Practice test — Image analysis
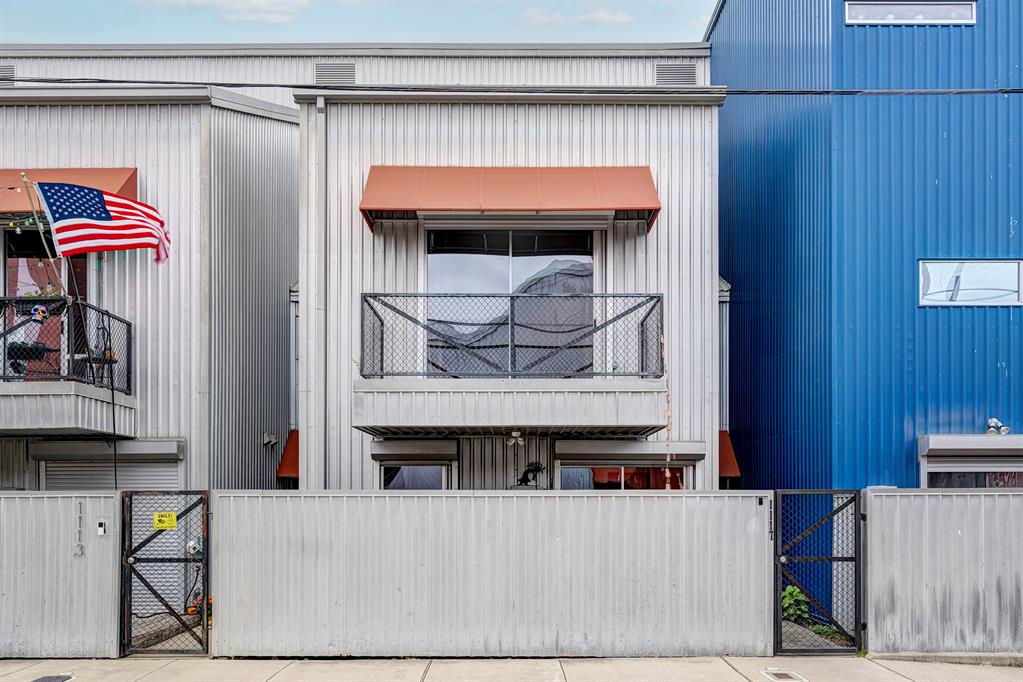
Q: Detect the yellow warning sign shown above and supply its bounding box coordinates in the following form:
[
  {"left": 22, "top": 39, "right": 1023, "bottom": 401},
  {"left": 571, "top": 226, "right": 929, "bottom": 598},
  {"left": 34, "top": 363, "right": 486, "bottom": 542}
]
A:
[{"left": 153, "top": 511, "right": 177, "bottom": 530}]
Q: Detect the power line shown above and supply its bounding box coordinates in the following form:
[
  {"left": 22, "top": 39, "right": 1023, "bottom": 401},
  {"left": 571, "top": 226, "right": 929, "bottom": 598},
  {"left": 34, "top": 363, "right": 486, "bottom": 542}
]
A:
[{"left": 0, "top": 75, "right": 1021, "bottom": 97}]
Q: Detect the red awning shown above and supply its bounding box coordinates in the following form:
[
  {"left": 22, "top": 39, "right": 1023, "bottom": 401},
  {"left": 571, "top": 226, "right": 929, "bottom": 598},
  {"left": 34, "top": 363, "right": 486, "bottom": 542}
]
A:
[
  {"left": 276, "top": 430, "right": 299, "bottom": 479},
  {"left": 359, "top": 166, "right": 661, "bottom": 230},
  {"left": 0, "top": 168, "right": 137, "bottom": 212},
  {"left": 719, "top": 430, "right": 741, "bottom": 478}
]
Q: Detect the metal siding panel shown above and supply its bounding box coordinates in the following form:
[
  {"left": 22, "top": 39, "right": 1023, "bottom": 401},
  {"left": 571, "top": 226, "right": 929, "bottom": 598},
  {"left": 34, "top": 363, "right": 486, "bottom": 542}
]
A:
[
  {"left": 306, "top": 100, "right": 718, "bottom": 490},
  {"left": 211, "top": 491, "right": 773, "bottom": 657},
  {"left": 3, "top": 55, "right": 710, "bottom": 108},
  {"left": 0, "top": 439, "right": 34, "bottom": 489},
  {"left": 458, "top": 436, "right": 553, "bottom": 490},
  {"left": 833, "top": 0, "right": 1022, "bottom": 90},
  {"left": 0, "top": 493, "right": 120, "bottom": 658},
  {"left": 866, "top": 490, "right": 1023, "bottom": 652},
  {"left": 832, "top": 94, "right": 1023, "bottom": 488},
  {"left": 709, "top": 0, "right": 835, "bottom": 489},
  {"left": 0, "top": 391, "right": 135, "bottom": 437},
  {"left": 208, "top": 108, "right": 299, "bottom": 489},
  {"left": 0, "top": 102, "right": 207, "bottom": 485}
]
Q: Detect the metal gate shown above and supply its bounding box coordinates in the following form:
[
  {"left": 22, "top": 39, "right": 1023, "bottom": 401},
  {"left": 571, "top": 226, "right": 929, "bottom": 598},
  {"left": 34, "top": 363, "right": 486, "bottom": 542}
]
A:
[
  {"left": 774, "top": 490, "right": 861, "bottom": 654},
  {"left": 121, "top": 491, "right": 209, "bottom": 655}
]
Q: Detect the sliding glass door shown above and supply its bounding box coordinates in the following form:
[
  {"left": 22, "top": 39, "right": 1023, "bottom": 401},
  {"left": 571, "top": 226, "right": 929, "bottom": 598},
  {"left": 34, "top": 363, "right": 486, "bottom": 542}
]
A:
[{"left": 426, "top": 230, "right": 594, "bottom": 376}]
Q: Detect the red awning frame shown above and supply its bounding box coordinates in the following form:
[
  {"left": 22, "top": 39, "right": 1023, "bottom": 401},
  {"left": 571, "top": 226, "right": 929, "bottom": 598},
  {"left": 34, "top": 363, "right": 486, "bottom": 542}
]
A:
[{"left": 359, "top": 166, "right": 661, "bottom": 231}]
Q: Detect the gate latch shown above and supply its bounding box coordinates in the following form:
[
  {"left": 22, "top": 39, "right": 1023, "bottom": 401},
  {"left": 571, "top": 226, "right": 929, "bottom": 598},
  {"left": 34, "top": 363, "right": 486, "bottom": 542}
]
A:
[{"left": 126, "top": 556, "right": 137, "bottom": 565}]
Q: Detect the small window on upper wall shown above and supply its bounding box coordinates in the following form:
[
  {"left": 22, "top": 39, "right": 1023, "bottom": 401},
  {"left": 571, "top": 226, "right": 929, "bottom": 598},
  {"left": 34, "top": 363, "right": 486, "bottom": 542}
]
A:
[
  {"left": 919, "top": 261, "right": 1023, "bottom": 306},
  {"left": 846, "top": 2, "right": 976, "bottom": 25}
]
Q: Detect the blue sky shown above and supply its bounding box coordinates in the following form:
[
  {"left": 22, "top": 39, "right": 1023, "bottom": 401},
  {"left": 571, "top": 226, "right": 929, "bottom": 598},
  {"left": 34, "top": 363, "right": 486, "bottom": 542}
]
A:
[{"left": 0, "top": 1, "right": 718, "bottom": 44}]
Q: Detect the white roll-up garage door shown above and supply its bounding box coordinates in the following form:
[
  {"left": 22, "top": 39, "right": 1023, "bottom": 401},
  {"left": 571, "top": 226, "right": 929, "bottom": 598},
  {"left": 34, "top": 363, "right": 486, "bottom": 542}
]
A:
[{"left": 43, "top": 460, "right": 181, "bottom": 490}]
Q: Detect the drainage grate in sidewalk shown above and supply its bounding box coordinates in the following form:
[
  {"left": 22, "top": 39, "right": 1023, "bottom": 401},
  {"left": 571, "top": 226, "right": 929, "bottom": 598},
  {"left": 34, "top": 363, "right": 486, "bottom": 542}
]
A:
[{"left": 760, "top": 670, "right": 809, "bottom": 682}]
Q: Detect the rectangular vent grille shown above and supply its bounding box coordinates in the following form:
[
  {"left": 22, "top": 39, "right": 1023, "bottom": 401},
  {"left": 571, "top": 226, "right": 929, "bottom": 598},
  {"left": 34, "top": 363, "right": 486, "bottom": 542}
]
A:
[
  {"left": 655, "top": 62, "right": 698, "bottom": 86},
  {"left": 314, "top": 62, "right": 356, "bottom": 86},
  {"left": 0, "top": 65, "right": 14, "bottom": 88}
]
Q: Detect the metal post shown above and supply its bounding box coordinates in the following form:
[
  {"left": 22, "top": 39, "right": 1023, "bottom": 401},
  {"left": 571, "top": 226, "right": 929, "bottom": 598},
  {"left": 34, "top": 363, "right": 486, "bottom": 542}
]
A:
[{"left": 508, "top": 296, "right": 515, "bottom": 376}]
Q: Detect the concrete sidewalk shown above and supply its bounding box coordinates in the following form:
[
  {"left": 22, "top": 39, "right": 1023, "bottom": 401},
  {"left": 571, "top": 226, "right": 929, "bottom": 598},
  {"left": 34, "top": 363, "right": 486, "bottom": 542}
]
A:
[{"left": 3, "top": 656, "right": 1023, "bottom": 682}]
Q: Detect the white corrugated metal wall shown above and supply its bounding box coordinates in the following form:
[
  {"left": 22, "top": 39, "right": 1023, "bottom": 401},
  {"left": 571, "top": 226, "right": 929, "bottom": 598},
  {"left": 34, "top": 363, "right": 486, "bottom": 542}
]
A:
[
  {"left": 300, "top": 99, "right": 719, "bottom": 490},
  {"left": 0, "top": 439, "right": 35, "bottom": 489},
  {"left": 0, "top": 101, "right": 207, "bottom": 486},
  {"left": 865, "top": 489, "right": 1023, "bottom": 653},
  {"left": 1, "top": 53, "right": 709, "bottom": 107},
  {"left": 208, "top": 107, "right": 299, "bottom": 489},
  {"left": 210, "top": 491, "right": 774, "bottom": 657},
  {"left": 0, "top": 493, "right": 121, "bottom": 658},
  {"left": 1, "top": 96, "right": 297, "bottom": 490}
]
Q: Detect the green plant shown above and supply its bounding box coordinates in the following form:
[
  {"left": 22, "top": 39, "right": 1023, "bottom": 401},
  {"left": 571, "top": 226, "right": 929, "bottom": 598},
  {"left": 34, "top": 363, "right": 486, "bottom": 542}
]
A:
[{"left": 781, "top": 585, "right": 810, "bottom": 624}]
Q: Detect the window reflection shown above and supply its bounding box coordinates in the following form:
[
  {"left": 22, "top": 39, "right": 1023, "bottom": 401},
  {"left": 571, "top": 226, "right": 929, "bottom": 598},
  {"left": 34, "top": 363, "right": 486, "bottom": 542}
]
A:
[
  {"left": 561, "top": 466, "right": 687, "bottom": 490},
  {"left": 928, "top": 472, "right": 1023, "bottom": 489},
  {"left": 382, "top": 465, "right": 445, "bottom": 490}
]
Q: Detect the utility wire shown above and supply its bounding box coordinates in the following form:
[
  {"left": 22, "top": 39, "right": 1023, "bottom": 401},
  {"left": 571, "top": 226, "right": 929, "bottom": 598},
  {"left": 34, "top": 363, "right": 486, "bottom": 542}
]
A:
[{"left": 1, "top": 75, "right": 1021, "bottom": 97}]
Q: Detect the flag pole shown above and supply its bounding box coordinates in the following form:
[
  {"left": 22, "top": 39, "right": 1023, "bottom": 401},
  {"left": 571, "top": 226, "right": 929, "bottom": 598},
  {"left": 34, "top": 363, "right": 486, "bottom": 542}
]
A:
[{"left": 19, "top": 173, "right": 66, "bottom": 296}]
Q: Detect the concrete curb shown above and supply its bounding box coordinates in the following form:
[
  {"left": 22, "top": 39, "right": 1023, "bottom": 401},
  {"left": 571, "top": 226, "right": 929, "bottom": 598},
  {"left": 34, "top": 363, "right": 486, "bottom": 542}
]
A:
[{"left": 869, "top": 653, "right": 1023, "bottom": 668}]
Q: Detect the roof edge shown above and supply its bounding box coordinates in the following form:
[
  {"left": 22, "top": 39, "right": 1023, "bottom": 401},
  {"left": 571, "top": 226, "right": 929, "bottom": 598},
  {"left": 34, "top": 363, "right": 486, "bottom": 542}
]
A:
[
  {"left": 0, "top": 85, "right": 298, "bottom": 123},
  {"left": 703, "top": 0, "right": 728, "bottom": 42},
  {"left": 0, "top": 42, "right": 710, "bottom": 58},
  {"left": 293, "top": 87, "right": 726, "bottom": 106}
]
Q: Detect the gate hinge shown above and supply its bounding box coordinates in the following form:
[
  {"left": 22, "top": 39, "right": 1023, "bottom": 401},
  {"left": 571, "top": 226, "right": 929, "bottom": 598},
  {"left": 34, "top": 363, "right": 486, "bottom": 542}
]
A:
[{"left": 860, "top": 512, "right": 866, "bottom": 522}]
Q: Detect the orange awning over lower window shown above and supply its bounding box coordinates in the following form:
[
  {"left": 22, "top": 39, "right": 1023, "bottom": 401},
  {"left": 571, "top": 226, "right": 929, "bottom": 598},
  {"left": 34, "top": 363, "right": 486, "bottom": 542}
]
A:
[
  {"left": 719, "top": 430, "right": 741, "bottom": 479},
  {"left": 276, "top": 430, "right": 299, "bottom": 479},
  {"left": 0, "top": 168, "right": 138, "bottom": 212},
  {"left": 359, "top": 166, "right": 661, "bottom": 230}
]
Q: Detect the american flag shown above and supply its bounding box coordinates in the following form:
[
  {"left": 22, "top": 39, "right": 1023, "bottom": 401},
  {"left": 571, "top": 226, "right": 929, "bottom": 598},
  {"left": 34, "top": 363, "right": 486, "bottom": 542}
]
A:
[{"left": 34, "top": 182, "right": 171, "bottom": 262}]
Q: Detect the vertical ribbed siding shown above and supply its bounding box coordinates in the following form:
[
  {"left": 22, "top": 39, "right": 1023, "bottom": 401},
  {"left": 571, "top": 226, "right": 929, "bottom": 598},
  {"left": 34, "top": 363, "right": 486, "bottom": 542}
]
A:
[
  {"left": 211, "top": 491, "right": 773, "bottom": 657},
  {"left": 0, "top": 103, "right": 206, "bottom": 485},
  {"left": 302, "top": 100, "right": 719, "bottom": 490},
  {"left": 0, "top": 493, "right": 120, "bottom": 657},
  {"left": 0, "top": 439, "right": 34, "bottom": 490},
  {"left": 709, "top": 0, "right": 834, "bottom": 489},
  {"left": 458, "top": 436, "right": 553, "bottom": 490},
  {"left": 208, "top": 108, "right": 299, "bottom": 489},
  {"left": 833, "top": 0, "right": 1022, "bottom": 90},
  {"left": 4, "top": 55, "right": 709, "bottom": 108},
  {"left": 832, "top": 94, "right": 1023, "bottom": 488},
  {"left": 866, "top": 490, "right": 1023, "bottom": 652}
]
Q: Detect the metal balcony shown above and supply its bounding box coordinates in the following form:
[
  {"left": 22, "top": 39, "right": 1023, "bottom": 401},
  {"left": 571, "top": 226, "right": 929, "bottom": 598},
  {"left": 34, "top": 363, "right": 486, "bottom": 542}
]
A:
[
  {"left": 2, "top": 297, "right": 133, "bottom": 394},
  {"left": 361, "top": 293, "right": 664, "bottom": 379}
]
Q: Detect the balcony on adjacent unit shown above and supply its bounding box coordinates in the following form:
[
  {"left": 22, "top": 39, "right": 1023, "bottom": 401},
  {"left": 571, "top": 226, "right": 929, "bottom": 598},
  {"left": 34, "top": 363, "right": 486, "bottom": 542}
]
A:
[
  {"left": 354, "top": 293, "right": 668, "bottom": 437},
  {"left": 1, "top": 297, "right": 135, "bottom": 437}
]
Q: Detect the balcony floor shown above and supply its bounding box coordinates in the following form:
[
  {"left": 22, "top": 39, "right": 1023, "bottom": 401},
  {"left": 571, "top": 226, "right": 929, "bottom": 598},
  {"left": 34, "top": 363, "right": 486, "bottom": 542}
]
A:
[{"left": 353, "top": 377, "right": 667, "bottom": 438}]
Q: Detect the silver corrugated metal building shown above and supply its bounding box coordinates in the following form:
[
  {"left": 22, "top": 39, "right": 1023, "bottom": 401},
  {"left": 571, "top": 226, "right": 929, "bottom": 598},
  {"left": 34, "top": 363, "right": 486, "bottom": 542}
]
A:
[
  {"left": 0, "top": 43, "right": 711, "bottom": 107},
  {"left": 0, "top": 86, "right": 297, "bottom": 490},
  {"left": 294, "top": 47, "right": 724, "bottom": 490}
]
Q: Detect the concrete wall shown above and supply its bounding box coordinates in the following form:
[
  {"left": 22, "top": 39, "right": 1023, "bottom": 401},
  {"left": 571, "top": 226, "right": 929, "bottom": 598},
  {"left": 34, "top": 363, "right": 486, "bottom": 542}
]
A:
[{"left": 210, "top": 491, "right": 774, "bottom": 657}]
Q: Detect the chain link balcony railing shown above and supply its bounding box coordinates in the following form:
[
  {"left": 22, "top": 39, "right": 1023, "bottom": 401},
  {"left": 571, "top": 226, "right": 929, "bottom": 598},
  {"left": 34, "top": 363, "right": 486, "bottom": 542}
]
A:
[
  {"left": 361, "top": 293, "right": 663, "bottom": 379},
  {"left": 1, "top": 297, "right": 133, "bottom": 394}
]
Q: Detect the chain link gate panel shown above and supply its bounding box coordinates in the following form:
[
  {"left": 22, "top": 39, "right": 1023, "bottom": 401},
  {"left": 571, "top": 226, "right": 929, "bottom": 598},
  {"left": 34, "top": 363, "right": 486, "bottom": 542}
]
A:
[
  {"left": 121, "top": 491, "right": 209, "bottom": 655},
  {"left": 774, "top": 490, "right": 862, "bottom": 654}
]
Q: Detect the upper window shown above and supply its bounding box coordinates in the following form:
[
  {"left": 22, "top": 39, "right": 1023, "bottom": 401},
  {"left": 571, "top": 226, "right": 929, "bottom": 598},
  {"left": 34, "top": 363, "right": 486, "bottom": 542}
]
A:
[
  {"left": 560, "top": 465, "right": 690, "bottom": 490},
  {"left": 919, "top": 261, "right": 1022, "bottom": 306},
  {"left": 381, "top": 464, "right": 448, "bottom": 490},
  {"left": 845, "top": 2, "right": 976, "bottom": 25}
]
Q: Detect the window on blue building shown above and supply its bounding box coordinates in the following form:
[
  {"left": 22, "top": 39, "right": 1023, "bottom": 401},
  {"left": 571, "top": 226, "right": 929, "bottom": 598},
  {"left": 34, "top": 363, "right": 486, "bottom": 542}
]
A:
[
  {"left": 919, "top": 261, "right": 1022, "bottom": 306},
  {"left": 845, "top": 2, "right": 976, "bottom": 25}
]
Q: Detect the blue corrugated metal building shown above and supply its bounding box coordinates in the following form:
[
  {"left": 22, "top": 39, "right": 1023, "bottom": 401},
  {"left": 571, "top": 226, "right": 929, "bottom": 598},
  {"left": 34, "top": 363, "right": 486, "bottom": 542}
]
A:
[{"left": 706, "top": 0, "right": 1023, "bottom": 489}]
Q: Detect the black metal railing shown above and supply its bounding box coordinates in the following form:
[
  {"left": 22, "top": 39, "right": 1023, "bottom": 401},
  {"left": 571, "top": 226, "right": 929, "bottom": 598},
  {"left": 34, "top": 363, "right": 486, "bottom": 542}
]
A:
[
  {"left": 1, "top": 297, "right": 133, "bottom": 394},
  {"left": 361, "top": 293, "right": 663, "bottom": 378}
]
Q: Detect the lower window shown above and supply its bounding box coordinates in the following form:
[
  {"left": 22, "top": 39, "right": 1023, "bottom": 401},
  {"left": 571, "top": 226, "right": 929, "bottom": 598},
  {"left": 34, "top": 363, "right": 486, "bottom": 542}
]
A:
[
  {"left": 927, "top": 471, "right": 1023, "bottom": 489},
  {"left": 381, "top": 464, "right": 448, "bottom": 490},
  {"left": 560, "top": 464, "right": 689, "bottom": 490}
]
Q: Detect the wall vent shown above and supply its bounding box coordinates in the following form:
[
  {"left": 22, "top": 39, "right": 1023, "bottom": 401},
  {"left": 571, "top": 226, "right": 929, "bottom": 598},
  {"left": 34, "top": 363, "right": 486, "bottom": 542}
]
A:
[
  {"left": 314, "top": 62, "right": 356, "bottom": 86},
  {"left": 0, "top": 65, "right": 14, "bottom": 88},
  {"left": 655, "top": 62, "right": 698, "bottom": 86}
]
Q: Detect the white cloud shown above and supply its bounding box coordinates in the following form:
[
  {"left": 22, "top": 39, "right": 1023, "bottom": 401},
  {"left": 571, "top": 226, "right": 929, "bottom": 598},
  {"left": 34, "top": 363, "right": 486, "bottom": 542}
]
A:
[
  {"left": 522, "top": 5, "right": 634, "bottom": 26},
  {"left": 147, "top": 0, "right": 312, "bottom": 24}
]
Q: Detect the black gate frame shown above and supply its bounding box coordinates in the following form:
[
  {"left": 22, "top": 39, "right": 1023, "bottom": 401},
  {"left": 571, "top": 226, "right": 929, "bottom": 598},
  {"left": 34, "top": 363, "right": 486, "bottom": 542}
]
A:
[
  {"left": 774, "top": 490, "right": 863, "bottom": 655},
  {"left": 120, "top": 490, "right": 209, "bottom": 656}
]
